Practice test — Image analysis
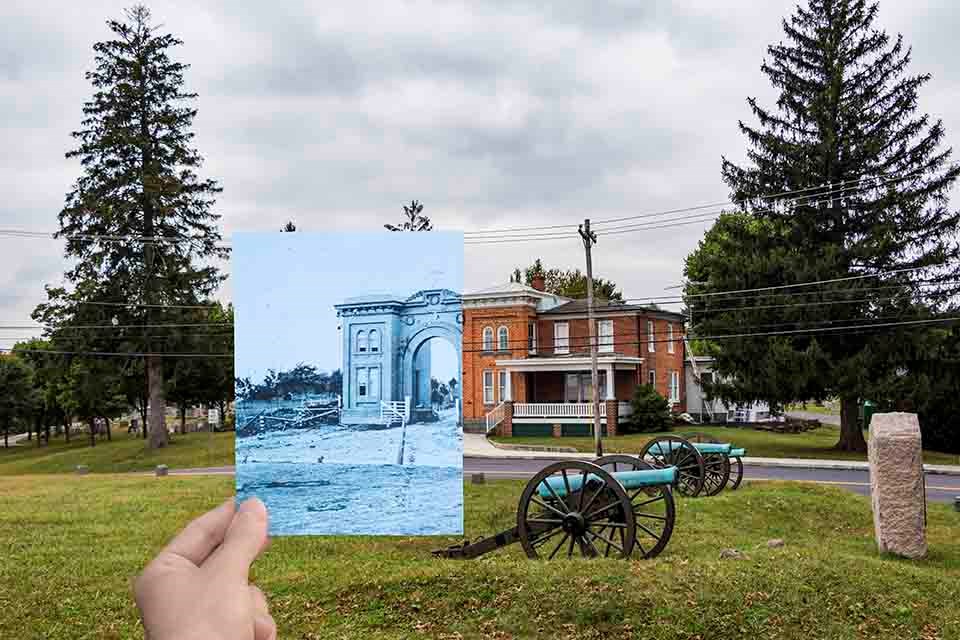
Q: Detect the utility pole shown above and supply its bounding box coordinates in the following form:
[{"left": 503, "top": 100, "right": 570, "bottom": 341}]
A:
[{"left": 579, "top": 219, "right": 603, "bottom": 457}]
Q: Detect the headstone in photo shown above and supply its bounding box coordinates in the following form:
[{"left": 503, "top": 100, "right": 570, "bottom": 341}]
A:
[
  {"left": 155, "top": 464, "right": 169, "bottom": 477},
  {"left": 868, "top": 412, "right": 926, "bottom": 559},
  {"left": 75, "top": 465, "right": 89, "bottom": 475},
  {"left": 233, "top": 231, "right": 464, "bottom": 536}
]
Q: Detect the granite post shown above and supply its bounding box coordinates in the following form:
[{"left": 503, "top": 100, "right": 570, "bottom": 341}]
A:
[{"left": 868, "top": 412, "right": 927, "bottom": 559}]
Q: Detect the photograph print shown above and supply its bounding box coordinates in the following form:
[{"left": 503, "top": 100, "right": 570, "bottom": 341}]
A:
[{"left": 233, "top": 231, "right": 464, "bottom": 536}]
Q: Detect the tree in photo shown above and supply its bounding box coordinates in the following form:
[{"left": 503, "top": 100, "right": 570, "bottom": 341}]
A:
[
  {"left": 512, "top": 258, "right": 623, "bottom": 300},
  {"left": 12, "top": 339, "right": 72, "bottom": 446},
  {"left": 0, "top": 355, "right": 40, "bottom": 448},
  {"left": 281, "top": 221, "right": 297, "bottom": 232},
  {"left": 384, "top": 200, "right": 432, "bottom": 231},
  {"left": 34, "top": 5, "right": 228, "bottom": 449},
  {"left": 59, "top": 357, "right": 128, "bottom": 446},
  {"left": 624, "top": 384, "right": 673, "bottom": 434},
  {"left": 685, "top": 0, "right": 960, "bottom": 451}
]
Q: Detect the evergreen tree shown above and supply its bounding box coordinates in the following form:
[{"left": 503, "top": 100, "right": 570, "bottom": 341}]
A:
[
  {"left": 385, "top": 200, "right": 432, "bottom": 231},
  {"left": 34, "top": 6, "right": 228, "bottom": 449},
  {"left": 685, "top": 0, "right": 960, "bottom": 451}
]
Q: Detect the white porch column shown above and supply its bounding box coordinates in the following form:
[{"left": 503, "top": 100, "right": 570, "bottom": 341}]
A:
[
  {"left": 505, "top": 369, "right": 513, "bottom": 401},
  {"left": 605, "top": 365, "right": 615, "bottom": 400}
]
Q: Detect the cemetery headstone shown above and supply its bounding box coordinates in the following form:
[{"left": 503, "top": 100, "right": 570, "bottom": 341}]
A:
[{"left": 868, "top": 412, "right": 927, "bottom": 559}]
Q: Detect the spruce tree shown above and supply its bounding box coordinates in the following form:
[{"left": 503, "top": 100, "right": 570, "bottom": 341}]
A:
[
  {"left": 34, "top": 5, "right": 228, "bottom": 449},
  {"left": 685, "top": 0, "right": 960, "bottom": 450}
]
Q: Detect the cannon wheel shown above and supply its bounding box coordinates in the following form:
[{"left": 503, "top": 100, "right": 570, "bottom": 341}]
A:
[
  {"left": 639, "top": 436, "right": 706, "bottom": 497},
  {"left": 701, "top": 453, "right": 731, "bottom": 496},
  {"left": 517, "top": 460, "right": 637, "bottom": 560},
  {"left": 727, "top": 456, "right": 744, "bottom": 490},
  {"left": 594, "top": 455, "right": 675, "bottom": 559}
]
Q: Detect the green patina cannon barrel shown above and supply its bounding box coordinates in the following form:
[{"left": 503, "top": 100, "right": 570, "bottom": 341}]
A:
[{"left": 538, "top": 467, "right": 679, "bottom": 498}]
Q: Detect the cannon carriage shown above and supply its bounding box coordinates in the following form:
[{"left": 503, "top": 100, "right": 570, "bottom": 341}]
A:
[
  {"left": 639, "top": 433, "right": 747, "bottom": 497},
  {"left": 433, "top": 459, "right": 677, "bottom": 561}
]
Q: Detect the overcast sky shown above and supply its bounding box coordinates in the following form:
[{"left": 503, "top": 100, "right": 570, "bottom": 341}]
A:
[{"left": 3, "top": 1, "right": 960, "bottom": 350}]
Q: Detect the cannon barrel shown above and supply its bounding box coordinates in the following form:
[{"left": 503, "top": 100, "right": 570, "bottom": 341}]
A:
[
  {"left": 537, "top": 467, "right": 678, "bottom": 498},
  {"left": 730, "top": 447, "right": 746, "bottom": 457}
]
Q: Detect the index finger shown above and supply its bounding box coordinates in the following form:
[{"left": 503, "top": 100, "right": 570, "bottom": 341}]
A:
[{"left": 160, "top": 499, "right": 236, "bottom": 568}]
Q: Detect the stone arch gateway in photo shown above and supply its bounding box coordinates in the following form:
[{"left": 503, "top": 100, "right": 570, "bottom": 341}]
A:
[{"left": 233, "top": 231, "right": 464, "bottom": 536}]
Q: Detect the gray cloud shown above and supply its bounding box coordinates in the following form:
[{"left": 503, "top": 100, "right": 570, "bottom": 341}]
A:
[{"left": 1, "top": 0, "right": 959, "bottom": 335}]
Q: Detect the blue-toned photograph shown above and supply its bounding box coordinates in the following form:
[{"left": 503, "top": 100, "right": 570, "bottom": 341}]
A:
[{"left": 233, "top": 232, "right": 464, "bottom": 536}]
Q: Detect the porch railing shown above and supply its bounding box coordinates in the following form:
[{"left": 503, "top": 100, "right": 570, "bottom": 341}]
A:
[
  {"left": 485, "top": 402, "right": 506, "bottom": 433},
  {"left": 514, "top": 403, "right": 594, "bottom": 418},
  {"left": 380, "top": 400, "right": 407, "bottom": 428}
]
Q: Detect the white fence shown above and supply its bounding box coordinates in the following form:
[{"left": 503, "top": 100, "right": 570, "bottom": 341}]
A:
[{"left": 514, "top": 403, "right": 594, "bottom": 418}]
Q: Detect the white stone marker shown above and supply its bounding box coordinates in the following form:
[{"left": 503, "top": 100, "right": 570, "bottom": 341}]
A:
[{"left": 868, "top": 412, "right": 927, "bottom": 559}]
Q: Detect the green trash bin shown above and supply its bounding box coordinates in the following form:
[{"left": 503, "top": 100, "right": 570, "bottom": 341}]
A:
[{"left": 862, "top": 400, "right": 876, "bottom": 431}]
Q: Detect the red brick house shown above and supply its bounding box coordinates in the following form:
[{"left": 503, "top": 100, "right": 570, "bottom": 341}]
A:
[{"left": 462, "top": 277, "right": 687, "bottom": 437}]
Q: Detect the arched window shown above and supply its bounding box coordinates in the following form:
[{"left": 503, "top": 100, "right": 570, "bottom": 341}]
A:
[
  {"left": 482, "top": 326, "right": 494, "bottom": 351},
  {"left": 357, "top": 330, "right": 368, "bottom": 353},
  {"left": 497, "top": 326, "right": 509, "bottom": 351},
  {"left": 369, "top": 329, "right": 380, "bottom": 353}
]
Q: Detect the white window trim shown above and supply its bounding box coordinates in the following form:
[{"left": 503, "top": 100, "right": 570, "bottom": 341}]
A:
[
  {"left": 598, "top": 319, "right": 614, "bottom": 353},
  {"left": 482, "top": 326, "right": 494, "bottom": 352},
  {"left": 497, "top": 370, "right": 507, "bottom": 402},
  {"left": 647, "top": 320, "right": 655, "bottom": 353},
  {"left": 648, "top": 369, "right": 656, "bottom": 387},
  {"left": 482, "top": 370, "right": 494, "bottom": 404},
  {"left": 669, "top": 370, "right": 680, "bottom": 403},
  {"left": 528, "top": 321, "right": 538, "bottom": 354},
  {"left": 555, "top": 321, "right": 570, "bottom": 355},
  {"left": 667, "top": 324, "right": 675, "bottom": 354},
  {"left": 497, "top": 326, "right": 509, "bottom": 351}
]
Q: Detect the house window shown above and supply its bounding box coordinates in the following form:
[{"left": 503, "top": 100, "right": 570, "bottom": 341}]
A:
[
  {"left": 498, "top": 370, "right": 507, "bottom": 402},
  {"left": 482, "top": 370, "right": 494, "bottom": 404},
  {"left": 701, "top": 371, "right": 713, "bottom": 386},
  {"left": 648, "top": 369, "right": 656, "bottom": 387},
  {"left": 647, "top": 320, "right": 655, "bottom": 353},
  {"left": 667, "top": 324, "right": 675, "bottom": 354},
  {"left": 669, "top": 370, "right": 680, "bottom": 403},
  {"left": 528, "top": 322, "right": 537, "bottom": 354},
  {"left": 357, "top": 368, "right": 369, "bottom": 399},
  {"left": 369, "top": 329, "right": 380, "bottom": 353},
  {"left": 598, "top": 319, "right": 614, "bottom": 353},
  {"left": 497, "top": 326, "right": 509, "bottom": 351},
  {"left": 482, "top": 326, "right": 494, "bottom": 352},
  {"left": 357, "top": 331, "right": 368, "bottom": 353},
  {"left": 554, "top": 321, "right": 569, "bottom": 354},
  {"left": 564, "top": 372, "right": 606, "bottom": 402}
]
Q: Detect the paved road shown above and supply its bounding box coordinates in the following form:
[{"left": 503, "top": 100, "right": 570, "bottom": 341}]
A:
[
  {"left": 786, "top": 410, "right": 842, "bottom": 426},
  {"left": 164, "top": 459, "right": 960, "bottom": 503}
]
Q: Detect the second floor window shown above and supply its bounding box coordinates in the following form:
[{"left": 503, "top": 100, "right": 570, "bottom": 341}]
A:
[
  {"left": 528, "top": 322, "right": 537, "bottom": 354},
  {"left": 598, "top": 319, "right": 613, "bottom": 353},
  {"left": 369, "top": 329, "right": 380, "bottom": 353},
  {"left": 667, "top": 324, "right": 675, "bottom": 354},
  {"left": 357, "top": 331, "right": 368, "bottom": 353},
  {"left": 482, "top": 326, "right": 494, "bottom": 351},
  {"left": 554, "top": 321, "right": 569, "bottom": 354},
  {"left": 498, "top": 326, "right": 509, "bottom": 351},
  {"left": 647, "top": 320, "right": 655, "bottom": 352}
]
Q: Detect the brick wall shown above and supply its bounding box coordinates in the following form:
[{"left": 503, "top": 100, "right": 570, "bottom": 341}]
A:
[
  {"left": 462, "top": 304, "right": 534, "bottom": 421},
  {"left": 640, "top": 316, "right": 686, "bottom": 412}
]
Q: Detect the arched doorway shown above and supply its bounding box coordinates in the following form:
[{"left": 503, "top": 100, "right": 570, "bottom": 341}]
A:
[{"left": 401, "top": 322, "right": 462, "bottom": 424}]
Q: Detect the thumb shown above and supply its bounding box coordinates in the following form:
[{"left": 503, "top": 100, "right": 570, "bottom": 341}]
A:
[{"left": 205, "top": 498, "right": 269, "bottom": 579}]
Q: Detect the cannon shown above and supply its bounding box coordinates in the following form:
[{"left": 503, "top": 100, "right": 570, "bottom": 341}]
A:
[
  {"left": 640, "top": 434, "right": 748, "bottom": 497},
  {"left": 433, "top": 459, "right": 677, "bottom": 561}
]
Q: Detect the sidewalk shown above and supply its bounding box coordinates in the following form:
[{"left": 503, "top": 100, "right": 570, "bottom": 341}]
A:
[{"left": 464, "top": 433, "right": 960, "bottom": 476}]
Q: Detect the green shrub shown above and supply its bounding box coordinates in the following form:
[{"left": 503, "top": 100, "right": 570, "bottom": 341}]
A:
[{"left": 623, "top": 384, "right": 673, "bottom": 434}]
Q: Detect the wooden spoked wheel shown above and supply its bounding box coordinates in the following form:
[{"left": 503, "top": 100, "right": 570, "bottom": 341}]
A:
[
  {"left": 701, "top": 453, "right": 731, "bottom": 496},
  {"left": 727, "top": 456, "right": 744, "bottom": 490},
  {"left": 594, "top": 455, "right": 676, "bottom": 559},
  {"left": 517, "top": 461, "right": 637, "bottom": 560},
  {"left": 639, "top": 436, "right": 706, "bottom": 497}
]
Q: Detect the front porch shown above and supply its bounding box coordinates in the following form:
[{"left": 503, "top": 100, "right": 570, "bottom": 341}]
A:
[{"left": 486, "top": 355, "right": 642, "bottom": 437}]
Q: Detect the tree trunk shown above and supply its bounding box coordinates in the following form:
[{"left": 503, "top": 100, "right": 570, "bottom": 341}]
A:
[
  {"left": 105, "top": 417, "right": 112, "bottom": 441},
  {"left": 64, "top": 416, "right": 71, "bottom": 443},
  {"left": 140, "top": 394, "right": 148, "bottom": 440},
  {"left": 89, "top": 418, "right": 96, "bottom": 447},
  {"left": 44, "top": 423, "right": 51, "bottom": 447},
  {"left": 835, "top": 396, "right": 867, "bottom": 452},
  {"left": 3, "top": 425, "right": 8, "bottom": 448},
  {"left": 179, "top": 405, "right": 186, "bottom": 435},
  {"left": 148, "top": 355, "right": 168, "bottom": 449},
  {"left": 27, "top": 424, "right": 32, "bottom": 441}
]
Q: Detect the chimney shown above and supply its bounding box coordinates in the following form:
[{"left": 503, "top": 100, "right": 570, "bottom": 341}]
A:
[{"left": 531, "top": 274, "right": 545, "bottom": 291}]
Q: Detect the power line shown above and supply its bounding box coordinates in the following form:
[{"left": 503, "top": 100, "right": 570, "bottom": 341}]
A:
[{"left": 0, "top": 322, "right": 233, "bottom": 331}]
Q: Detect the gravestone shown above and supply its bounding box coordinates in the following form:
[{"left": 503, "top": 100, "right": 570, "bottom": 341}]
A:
[
  {"left": 155, "top": 464, "right": 169, "bottom": 477},
  {"left": 868, "top": 412, "right": 926, "bottom": 559}
]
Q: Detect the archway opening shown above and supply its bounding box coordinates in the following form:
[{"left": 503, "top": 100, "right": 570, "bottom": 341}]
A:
[{"left": 411, "top": 337, "right": 460, "bottom": 424}]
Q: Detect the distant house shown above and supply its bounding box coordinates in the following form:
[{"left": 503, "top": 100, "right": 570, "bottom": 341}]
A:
[
  {"left": 462, "top": 278, "right": 688, "bottom": 436},
  {"left": 685, "top": 355, "right": 771, "bottom": 423}
]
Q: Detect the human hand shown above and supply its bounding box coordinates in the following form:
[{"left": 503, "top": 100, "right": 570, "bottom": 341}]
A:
[{"left": 134, "top": 497, "right": 276, "bottom": 640}]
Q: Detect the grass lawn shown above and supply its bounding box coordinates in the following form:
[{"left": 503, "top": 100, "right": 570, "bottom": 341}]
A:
[
  {"left": 784, "top": 403, "right": 840, "bottom": 416},
  {"left": 493, "top": 425, "right": 960, "bottom": 465},
  {"left": 1, "top": 475, "right": 958, "bottom": 639},
  {"left": 0, "top": 431, "right": 234, "bottom": 475}
]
